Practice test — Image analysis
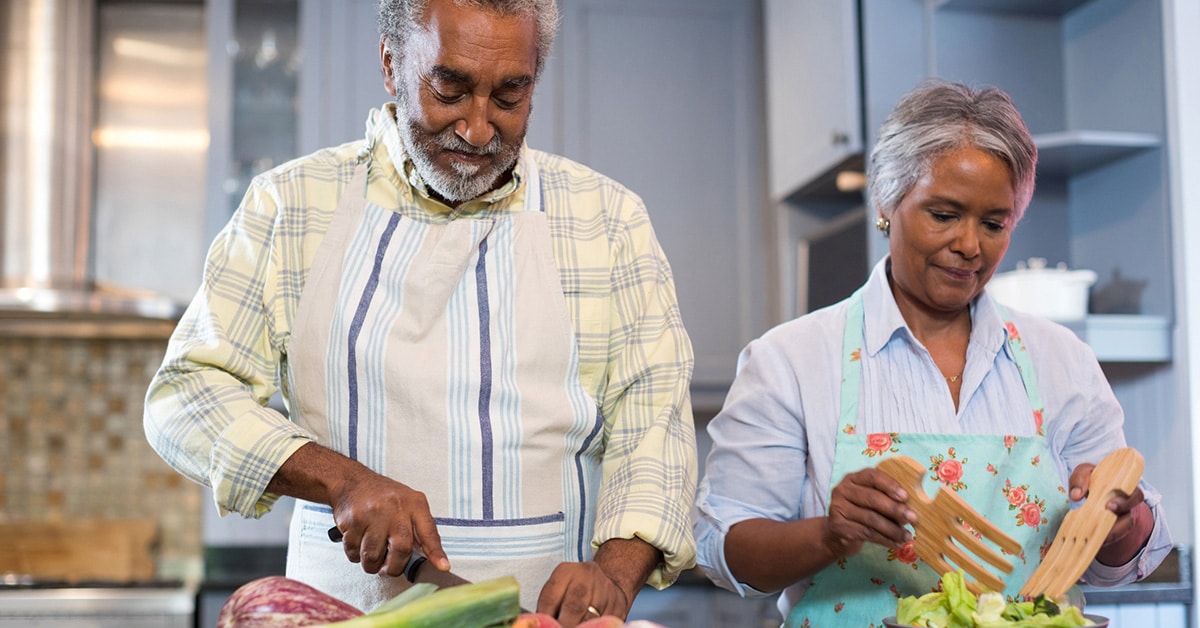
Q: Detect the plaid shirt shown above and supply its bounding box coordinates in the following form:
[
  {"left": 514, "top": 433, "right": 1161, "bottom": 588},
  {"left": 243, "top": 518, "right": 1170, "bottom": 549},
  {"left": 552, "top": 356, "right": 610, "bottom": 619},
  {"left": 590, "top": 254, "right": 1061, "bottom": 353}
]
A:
[{"left": 145, "top": 104, "right": 697, "bottom": 585}]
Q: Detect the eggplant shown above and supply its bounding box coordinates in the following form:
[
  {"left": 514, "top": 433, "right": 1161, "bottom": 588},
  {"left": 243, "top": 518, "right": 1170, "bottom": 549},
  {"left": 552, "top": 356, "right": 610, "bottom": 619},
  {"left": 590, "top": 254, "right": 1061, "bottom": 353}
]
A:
[{"left": 218, "top": 576, "right": 363, "bottom": 628}]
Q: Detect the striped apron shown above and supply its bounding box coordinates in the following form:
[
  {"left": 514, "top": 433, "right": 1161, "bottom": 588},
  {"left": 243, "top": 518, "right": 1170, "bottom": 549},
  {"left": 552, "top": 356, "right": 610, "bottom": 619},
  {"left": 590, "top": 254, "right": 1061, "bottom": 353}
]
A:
[{"left": 283, "top": 155, "right": 603, "bottom": 612}]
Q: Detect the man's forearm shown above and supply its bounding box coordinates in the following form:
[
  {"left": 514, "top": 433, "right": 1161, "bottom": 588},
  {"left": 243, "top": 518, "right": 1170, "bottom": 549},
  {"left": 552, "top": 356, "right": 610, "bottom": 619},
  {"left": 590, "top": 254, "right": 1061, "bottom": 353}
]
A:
[
  {"left": 593, "top": 537, "right": 662, "bottom": 602},
  {"left": 266, "top": 441, "right": 366, "bottom": 504}
]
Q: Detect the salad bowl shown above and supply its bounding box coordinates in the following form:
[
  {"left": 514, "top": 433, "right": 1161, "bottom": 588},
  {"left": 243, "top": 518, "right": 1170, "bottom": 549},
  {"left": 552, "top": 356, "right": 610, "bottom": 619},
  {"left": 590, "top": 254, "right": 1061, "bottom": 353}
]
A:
[{"left": 881, "top": 614, "right": 1109, "bottom": 628}]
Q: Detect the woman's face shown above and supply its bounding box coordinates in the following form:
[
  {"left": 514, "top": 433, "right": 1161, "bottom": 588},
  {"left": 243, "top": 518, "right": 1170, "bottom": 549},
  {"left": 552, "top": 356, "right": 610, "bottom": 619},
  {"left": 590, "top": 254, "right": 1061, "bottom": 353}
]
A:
[{"left": 886, "top": 146, "right": 1016, "bottom": 318}]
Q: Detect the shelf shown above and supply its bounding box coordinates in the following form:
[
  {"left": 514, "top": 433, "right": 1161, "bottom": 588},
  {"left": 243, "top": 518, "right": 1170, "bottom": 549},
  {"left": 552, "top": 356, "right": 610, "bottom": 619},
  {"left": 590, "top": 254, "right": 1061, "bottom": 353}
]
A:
[
  {"left": 1063, "top": 314, "right": 1171, "bottom": 362},
  {"left": 1033, "top": 130, "right": 1161, "bottom": 178},
  {"left": 936, "top": 0, "right": 1090, "bottom": 17}
]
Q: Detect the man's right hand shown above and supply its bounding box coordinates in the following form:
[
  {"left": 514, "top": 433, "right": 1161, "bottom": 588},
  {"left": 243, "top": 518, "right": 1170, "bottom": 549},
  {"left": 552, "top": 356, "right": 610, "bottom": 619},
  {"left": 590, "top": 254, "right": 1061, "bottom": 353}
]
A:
[
  {"left": 329, "top": 469, "right": 449, "bottom": 576},
  {"left": 267, "top": 442, "right": 451, "bottom": 576}
]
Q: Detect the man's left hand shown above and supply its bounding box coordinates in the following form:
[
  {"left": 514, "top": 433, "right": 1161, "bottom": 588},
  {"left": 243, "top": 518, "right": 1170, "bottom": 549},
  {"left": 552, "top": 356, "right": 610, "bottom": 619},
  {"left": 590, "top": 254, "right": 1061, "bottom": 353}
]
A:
[
  {"left": 535, "top": 537, "right": 661, "bottom": 627},
  {"left": 536, "top": 561, "right": 629, "bottom": 627}
]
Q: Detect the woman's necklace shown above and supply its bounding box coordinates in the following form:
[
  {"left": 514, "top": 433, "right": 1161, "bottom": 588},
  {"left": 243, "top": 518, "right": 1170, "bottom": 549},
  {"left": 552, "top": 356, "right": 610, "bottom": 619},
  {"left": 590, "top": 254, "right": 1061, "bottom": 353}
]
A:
[{"left": 945, "top": 373, "right": 962, "bottom": 383}]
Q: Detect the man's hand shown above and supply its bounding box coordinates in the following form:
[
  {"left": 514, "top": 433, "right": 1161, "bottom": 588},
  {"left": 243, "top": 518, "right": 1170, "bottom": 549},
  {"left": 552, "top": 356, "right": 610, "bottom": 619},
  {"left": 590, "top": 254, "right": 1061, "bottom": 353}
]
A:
[
  {"left": 267, "top": 442, "right": 450, "bottom": 576},
  {"left": 329, "top": 469, "right": 448, "bottom": 576},
  {"left": 535, "top": 537, "right": 660, "bottom": 627}
]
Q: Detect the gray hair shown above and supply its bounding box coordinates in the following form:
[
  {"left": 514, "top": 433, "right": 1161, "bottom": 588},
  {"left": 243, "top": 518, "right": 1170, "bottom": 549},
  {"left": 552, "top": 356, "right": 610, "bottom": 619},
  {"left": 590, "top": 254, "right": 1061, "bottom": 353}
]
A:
[
  {"left": 867, "top": 79, "right": 1038, "bottom": 224},
  {"left": 378, "top": 0, "right": 559, "bottom": 80}
]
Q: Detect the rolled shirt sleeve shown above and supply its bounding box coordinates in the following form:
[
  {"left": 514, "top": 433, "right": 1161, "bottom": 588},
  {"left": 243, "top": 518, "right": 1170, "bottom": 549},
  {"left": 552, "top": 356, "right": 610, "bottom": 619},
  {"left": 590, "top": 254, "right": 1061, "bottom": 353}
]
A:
[
  {"left": 552, "top": 170, "right": 697, "bottom": 587},
  {"left": 144, "top": 175, "right": 326, "bottom": 517}
]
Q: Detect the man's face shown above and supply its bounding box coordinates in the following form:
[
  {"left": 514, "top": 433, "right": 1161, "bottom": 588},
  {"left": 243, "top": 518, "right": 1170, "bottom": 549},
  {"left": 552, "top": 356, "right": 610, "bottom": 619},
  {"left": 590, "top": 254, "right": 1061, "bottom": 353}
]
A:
[{"left": 382, "top": 0, "right": 538, "bottom": 204}]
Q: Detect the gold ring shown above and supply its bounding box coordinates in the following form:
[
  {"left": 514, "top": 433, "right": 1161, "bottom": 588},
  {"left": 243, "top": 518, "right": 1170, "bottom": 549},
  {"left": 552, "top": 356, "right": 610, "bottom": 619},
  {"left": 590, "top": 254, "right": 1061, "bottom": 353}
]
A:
[{"left": 587, "top": 606, "right": 601, "bottom": 617}]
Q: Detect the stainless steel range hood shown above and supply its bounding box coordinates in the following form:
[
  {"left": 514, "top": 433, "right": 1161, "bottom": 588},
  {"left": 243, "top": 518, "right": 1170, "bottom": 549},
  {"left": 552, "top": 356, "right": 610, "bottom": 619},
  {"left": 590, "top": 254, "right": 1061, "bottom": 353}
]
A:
[{"left": 1, "top": 0, "right": 185, "bottom": 321}]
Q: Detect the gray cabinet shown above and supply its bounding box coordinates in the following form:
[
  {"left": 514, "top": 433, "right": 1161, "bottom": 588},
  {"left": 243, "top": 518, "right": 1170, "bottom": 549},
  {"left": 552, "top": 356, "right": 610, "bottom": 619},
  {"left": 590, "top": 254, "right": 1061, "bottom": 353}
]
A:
[
  {"left": 859, "top": 0, "right": 1173, "bottom": 357},
  {"left": 797, "top": 0, "right": 1192, "bottom": 565},
  {"left": 763, "top": 0, "right": 863, "bottom": 203},
  {"left": 293, "top": 0, "right": 771, "bottom": 404},
  {"left": 553, "top": 0, "right": 770, "bottom": 402}
]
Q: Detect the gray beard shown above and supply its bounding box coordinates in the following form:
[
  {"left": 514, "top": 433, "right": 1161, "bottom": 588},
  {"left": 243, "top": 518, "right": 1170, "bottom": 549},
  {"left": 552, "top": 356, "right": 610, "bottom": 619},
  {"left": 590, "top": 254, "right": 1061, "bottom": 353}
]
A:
[{"left": 393, "top": 93, "right": 522, "bottom": 204}]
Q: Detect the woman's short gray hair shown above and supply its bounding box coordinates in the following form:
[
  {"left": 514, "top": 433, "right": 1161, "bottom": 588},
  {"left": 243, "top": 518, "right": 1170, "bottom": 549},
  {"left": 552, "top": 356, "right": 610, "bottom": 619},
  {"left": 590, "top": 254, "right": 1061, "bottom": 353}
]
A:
[
  {"left": 867, "top": 79, "right": 1038, "bottom": 224},
  {"left": 378, "top": 0, "right": 559, "bottom": 80}
]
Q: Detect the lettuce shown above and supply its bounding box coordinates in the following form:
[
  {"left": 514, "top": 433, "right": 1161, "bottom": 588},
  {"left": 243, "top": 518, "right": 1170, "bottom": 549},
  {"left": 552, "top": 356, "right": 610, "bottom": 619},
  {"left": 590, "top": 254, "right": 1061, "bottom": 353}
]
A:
[{"left": 894, "top": 571, "right": 1094, "bottom": 627}]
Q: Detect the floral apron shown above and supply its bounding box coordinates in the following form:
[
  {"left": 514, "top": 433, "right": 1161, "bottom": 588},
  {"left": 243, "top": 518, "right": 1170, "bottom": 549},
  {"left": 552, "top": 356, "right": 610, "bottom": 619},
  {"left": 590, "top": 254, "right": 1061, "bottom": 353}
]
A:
[
  {"left": 785, "top": 290, "right": 1071, "bottom": 627},
  {"left": 283, "top": 153, "right": 603, "bottom": 612}
]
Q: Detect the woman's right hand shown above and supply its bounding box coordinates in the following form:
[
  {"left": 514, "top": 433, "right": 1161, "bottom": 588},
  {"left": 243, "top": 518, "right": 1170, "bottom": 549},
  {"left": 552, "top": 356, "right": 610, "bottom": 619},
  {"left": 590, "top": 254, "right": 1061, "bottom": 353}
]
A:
[{"left": 823, "top": 468, "right": 916, "bottom": 559}]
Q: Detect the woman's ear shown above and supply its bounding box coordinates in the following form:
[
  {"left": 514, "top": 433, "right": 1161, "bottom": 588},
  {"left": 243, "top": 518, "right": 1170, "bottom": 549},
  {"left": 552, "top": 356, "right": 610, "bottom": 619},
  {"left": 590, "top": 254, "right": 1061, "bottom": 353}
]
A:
[{"left": 380, "top": 36, "right": 397, "bottom": 97}]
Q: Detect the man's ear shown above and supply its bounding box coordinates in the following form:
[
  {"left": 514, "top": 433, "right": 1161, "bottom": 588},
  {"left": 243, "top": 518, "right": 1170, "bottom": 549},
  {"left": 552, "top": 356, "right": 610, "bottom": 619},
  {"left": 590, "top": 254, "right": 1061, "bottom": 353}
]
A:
[{"left": 380, "top": 35, "right": 397, "bottom": 97}]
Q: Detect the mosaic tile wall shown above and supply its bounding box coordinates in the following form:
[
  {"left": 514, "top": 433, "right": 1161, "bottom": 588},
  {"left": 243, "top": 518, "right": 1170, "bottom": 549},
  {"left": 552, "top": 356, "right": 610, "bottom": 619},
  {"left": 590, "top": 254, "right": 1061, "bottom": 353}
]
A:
[{"left": 0, "top": 335, "right": 203, "bottom": 582}]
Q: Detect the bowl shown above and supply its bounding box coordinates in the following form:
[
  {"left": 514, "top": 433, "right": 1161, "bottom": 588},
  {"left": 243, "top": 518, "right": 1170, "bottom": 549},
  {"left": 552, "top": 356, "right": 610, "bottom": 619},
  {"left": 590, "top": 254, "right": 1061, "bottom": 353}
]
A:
[
  {"left": 881, "top": 615, "right": 1109, "bottom": 627},
  {"left": 987, "top": 257, "right": 1097, "bottom": 322}
]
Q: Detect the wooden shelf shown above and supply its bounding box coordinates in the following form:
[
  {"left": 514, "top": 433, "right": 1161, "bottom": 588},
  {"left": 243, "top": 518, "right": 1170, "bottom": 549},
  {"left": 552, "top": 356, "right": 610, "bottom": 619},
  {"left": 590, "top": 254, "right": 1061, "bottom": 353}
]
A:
[
  {"left": 937, "top": 0, "right": 1090, "bottom": 17},
  {"left": 1033, "top": 130, "right": 1161, "bottom": 178},
  {"left": 1063, "top": 314, "right": 1171, "bottom": 362}
]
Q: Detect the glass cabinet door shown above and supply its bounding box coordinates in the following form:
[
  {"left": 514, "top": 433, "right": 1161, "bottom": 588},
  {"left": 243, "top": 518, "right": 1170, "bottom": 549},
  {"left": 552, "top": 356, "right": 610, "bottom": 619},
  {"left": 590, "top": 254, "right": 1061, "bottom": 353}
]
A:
[{"left": 206, "top": 0, "right": 300, "bottom": 242}]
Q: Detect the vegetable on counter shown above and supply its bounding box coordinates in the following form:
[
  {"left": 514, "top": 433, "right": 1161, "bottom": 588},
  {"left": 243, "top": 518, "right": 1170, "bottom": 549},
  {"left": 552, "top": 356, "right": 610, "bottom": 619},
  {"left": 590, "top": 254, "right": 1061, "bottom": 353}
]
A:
[
  {"left": 896, "top": 571, "right": 1095, "bottom": 628},
  {"left": 314, "top": 575, "right": 521, "bottom": 628},
  {"left": 219, "top": 574, "right": 671, "bottom": 628},
  {"left": 217, "top": 575, "right": 363, "bottom": 627}
]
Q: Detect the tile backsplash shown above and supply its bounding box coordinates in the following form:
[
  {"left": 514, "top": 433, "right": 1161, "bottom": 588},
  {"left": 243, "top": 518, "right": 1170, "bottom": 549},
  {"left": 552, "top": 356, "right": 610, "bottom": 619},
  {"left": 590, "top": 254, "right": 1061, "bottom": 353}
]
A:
[{"left": 0, "top": 335, "right": 203, "bottom": 582}]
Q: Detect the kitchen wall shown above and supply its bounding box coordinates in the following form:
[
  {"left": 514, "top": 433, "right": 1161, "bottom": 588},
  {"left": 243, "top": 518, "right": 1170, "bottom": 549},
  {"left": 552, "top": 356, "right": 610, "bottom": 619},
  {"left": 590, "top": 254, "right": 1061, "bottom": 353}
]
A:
[{"left": 0, "top": 333, "right": 203, "bottom": 583}]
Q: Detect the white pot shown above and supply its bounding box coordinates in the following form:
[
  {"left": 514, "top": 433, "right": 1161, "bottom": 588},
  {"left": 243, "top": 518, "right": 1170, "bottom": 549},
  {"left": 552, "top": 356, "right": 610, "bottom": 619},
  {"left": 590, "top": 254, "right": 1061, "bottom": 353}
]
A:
[{"left": 987, "top": 258, "right": 1098, "bottom": 322}]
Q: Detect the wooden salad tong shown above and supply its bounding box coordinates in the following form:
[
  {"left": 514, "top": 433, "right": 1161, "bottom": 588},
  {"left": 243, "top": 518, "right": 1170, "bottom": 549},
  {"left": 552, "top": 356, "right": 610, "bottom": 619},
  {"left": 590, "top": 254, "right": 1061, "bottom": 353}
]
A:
[
  {"left": 1019, "top": 447, "right": 1144, "bottom": 600},
  {"left": 877, "top": 456, "right": 1022, "bottom": 594}
]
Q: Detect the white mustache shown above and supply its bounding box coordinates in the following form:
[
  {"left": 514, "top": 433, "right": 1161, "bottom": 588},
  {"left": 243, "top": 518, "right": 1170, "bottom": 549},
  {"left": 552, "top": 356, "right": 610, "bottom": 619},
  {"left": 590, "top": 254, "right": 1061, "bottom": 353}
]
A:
[{"left": 434, "top": 130, "right": 501, "bottom": 156}]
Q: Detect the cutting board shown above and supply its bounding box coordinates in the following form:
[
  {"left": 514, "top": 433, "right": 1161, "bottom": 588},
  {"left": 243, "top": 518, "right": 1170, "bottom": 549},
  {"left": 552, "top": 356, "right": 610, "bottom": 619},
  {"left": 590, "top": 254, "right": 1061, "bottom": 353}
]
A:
[{"left": 0, "top": 518, "right": 158, "bottom": 583}]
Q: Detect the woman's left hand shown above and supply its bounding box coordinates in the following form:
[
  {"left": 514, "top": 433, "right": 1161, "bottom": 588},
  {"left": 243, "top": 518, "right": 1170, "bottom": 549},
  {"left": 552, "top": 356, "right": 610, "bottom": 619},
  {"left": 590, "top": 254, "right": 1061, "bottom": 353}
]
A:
[{"left": 1068, "top": 462, "right": 1152, "bottom": 565}]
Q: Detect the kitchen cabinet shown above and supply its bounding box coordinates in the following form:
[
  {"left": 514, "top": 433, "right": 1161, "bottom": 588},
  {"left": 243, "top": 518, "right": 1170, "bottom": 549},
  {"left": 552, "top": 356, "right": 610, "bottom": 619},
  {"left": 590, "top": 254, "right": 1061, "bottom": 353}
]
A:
[
  {"left": 859, "top": 0, "right": 1173, "bottom": 355},
  {"left": 857, "top": 0, "right": 1190, "bottom": 551},
  {"left": 553, "top": 0, "right": 770, "bottom": 402},
  {"left": 292, "top": 0, "right": 771, "bottom": 405},
  {"left": 771, "top": 0, "right": 1191, "bottom": 557},
  {"left": 771, "top": 0, "right": 1176, "bottom": 363},
  {"left": 205, "top": 0, "right": 301, "bottom": 244},
  {"left": 763, "top": 0, "right": 863, "bottom": 204}
]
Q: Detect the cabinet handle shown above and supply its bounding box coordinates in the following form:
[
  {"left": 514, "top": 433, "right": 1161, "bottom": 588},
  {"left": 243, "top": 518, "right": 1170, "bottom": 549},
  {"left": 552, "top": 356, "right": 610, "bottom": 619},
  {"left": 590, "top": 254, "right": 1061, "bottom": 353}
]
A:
[{"left": 831, "top": 131, "right": 850, "bottom": 146}]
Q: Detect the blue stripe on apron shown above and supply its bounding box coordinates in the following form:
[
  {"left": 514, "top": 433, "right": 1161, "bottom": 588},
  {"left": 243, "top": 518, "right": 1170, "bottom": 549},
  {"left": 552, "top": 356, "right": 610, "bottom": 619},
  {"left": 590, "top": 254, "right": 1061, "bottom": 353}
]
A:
[
  {"left": 574, "top": 408, "right": 604, "bottom": 560},
  {"left": 347, "top": 212, "right": 403, "bottom": 460},
  {"left": 475, "top": 236, "right": 495, "bottom": 519}
]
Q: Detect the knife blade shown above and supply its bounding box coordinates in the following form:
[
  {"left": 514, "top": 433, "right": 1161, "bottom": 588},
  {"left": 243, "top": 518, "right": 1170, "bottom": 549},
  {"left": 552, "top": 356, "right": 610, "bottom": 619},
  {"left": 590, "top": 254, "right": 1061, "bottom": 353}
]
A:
[{"left": 327, "top": 525, "right": 531, "bottom": 613}]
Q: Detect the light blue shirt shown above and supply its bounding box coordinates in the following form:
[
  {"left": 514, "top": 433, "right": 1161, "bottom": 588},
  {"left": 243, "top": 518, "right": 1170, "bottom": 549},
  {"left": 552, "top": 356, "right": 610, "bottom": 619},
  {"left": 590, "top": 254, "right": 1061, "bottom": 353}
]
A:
[{"left": 693, "top": 258, "right": 1172, "bottom": 617}]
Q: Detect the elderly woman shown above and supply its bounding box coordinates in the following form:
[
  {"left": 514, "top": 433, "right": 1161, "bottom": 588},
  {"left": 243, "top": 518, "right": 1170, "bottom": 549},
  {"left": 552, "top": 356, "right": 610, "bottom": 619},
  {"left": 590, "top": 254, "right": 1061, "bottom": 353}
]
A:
[{"left": 693, "top": 79, "right": 1172, "bottom": 626}]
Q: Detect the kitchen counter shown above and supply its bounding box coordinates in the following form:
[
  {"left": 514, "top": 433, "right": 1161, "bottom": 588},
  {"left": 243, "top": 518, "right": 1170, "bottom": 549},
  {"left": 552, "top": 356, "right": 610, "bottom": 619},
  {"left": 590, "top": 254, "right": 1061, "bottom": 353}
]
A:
[
  {"left": 1079, "top": 545, "right": 1192, "bottom": 606},
  {"left": 0, "top": 583, "right": 194, "bottom": 627},
  {"left": 670, "top": 546, "right": 1192, "bottom": 608}
]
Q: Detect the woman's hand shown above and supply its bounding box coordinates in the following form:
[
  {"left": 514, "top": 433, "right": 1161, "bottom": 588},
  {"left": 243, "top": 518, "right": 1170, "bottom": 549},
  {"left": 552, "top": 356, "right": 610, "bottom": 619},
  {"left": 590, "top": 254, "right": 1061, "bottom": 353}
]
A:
[
  {"left": 823, "top": 468, "right": 917, "bottom": 559},
  {"left": 1069, "top": 462, "right": 1152, "bottom": 566}
]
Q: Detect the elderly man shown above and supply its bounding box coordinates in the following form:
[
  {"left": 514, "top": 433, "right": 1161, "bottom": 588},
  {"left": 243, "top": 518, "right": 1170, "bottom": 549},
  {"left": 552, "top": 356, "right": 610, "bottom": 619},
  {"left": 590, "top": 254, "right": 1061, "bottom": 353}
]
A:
[{"left": 144, "top": 0, "right": 697, "bottom": 623}]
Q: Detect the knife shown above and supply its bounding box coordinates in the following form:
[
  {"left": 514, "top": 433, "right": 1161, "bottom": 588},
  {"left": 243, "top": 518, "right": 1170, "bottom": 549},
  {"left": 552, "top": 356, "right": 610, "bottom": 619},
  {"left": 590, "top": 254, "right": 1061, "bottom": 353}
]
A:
[
  {"left": 326, "top": 525, "right": 471, "bottom": 588},
  {"left": 327, "top": 525, "right": 531, "bottom": 613}
]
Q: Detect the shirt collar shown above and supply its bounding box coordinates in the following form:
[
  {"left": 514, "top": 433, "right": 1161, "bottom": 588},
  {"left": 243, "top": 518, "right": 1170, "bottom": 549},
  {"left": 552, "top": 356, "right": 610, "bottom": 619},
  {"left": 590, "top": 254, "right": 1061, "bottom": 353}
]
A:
[
  {"left": 365, "top": 103, "right": 528, "bottom": 211},
  {"left": 861, "top": 256, "right": 1013, "bottom": 361}
]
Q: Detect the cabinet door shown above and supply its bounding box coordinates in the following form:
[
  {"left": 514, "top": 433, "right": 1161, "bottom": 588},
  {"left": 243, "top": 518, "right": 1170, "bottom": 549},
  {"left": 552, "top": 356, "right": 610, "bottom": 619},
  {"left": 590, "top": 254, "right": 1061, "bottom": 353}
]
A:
[
  {"left": 297, "top": 0, "right": 384, "bottom": 153},
  {"left": 557, "top": 0, "right": 769, "bottom": 398},
  {"left": 764, "top": 0, "right": 862, "bottom": 201}
]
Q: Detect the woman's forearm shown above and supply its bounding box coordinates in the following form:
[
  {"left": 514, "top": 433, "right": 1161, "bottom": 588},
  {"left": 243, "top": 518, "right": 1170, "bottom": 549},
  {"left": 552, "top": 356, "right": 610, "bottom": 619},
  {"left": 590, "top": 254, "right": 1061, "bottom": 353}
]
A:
[{"left": 724, "top": 517, "right": 840, "bottom": 593}]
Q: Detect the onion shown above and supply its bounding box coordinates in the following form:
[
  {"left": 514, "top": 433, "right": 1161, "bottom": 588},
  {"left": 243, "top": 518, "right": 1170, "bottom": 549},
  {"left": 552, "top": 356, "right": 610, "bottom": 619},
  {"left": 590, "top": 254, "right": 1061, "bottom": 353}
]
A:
[{"left": 217, "top": 576, "right": 363, "bottom": 627}]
